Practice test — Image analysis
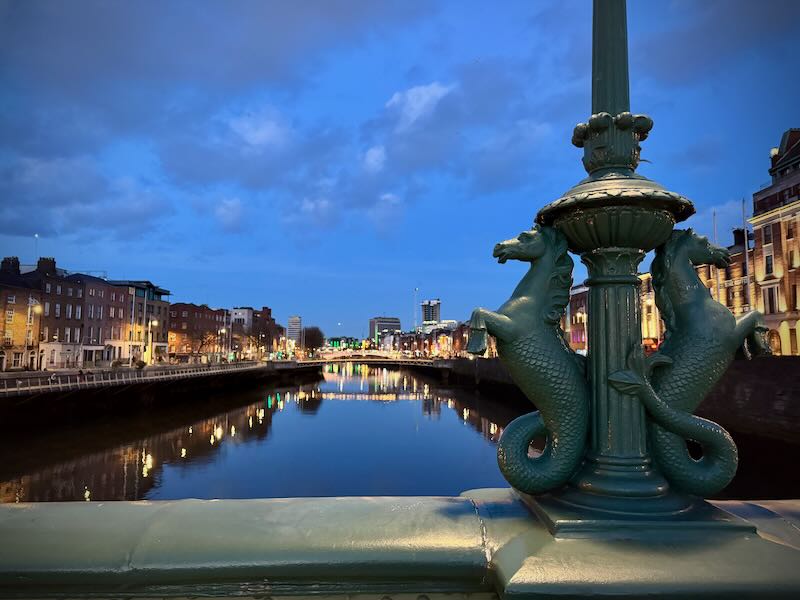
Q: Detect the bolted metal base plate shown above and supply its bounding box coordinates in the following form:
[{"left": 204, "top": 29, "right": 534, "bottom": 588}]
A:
[{"left": 517, "top": 489, "right": 757, "bottom": 538}]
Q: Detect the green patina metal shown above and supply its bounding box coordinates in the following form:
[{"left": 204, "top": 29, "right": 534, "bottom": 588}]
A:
[
  {"left": 1, "top": 2, "right": 799, "bottom": 598},
  {"left": 469, "top": 0, "right": 769, "bottom": 514},
  {"left": 466, "top": 226, "right": 589, "bottom": 494}
]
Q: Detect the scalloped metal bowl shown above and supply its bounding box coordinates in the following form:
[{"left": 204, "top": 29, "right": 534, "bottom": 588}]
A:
[
  {"left": 536, "top": 171, "right": 694, "bottom": 254},
  {"left": 555, "top": 205, "right": 676, "bottom": 254}
]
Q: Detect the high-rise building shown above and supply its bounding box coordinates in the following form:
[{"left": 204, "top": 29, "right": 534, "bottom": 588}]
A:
[
  {"left": 369, "top": 316, "right": 401, "bottom": 342},
  {"left": 287, "top": 315, "right": 302, "bottom": 344},
  {"left": 749, "top": 128, "right": 800, "bottom": 355},
  {"left": 421, "top": 299, "right": 441, "bottom": 323}
]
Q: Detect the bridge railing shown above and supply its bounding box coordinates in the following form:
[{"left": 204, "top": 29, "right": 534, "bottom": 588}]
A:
[{"left": 0, "top": 360, "right": 284, "bottom": 397}]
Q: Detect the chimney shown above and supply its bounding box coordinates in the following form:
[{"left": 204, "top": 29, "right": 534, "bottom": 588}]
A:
[
  {"left": 1, "top": 256, "right": 20, "bottom": 275},
  {"left": 36, "top": 257, "right": 57, "bottom": 275},
  {"left": 732, "top": 228, "right": 745, "bottom": 247}
]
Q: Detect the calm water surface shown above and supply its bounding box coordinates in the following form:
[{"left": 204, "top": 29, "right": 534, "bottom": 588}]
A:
[
  {"left": 1, "top": 363, "right": 796, "bottom": 502},
  {"left": 0, "top": 364, "right": 526, "bottom": 502}
]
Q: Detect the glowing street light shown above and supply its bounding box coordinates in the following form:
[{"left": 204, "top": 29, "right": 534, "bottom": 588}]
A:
[{"left": 147, "top": 318, "right": 159, "bottom": 364}]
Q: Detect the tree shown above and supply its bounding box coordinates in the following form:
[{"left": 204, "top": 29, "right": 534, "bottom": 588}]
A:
[{"left": 302, "top": 326, "right": 325, "bottom": 350}]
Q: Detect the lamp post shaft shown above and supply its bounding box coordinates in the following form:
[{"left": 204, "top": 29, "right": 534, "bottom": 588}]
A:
[{"left": 591, "top": 0, "right": 630, "bottom": 116}]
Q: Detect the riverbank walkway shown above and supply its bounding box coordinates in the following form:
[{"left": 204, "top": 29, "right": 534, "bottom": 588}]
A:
[{"left": 0, "top": 360, "right": 307, "bottom": 398}]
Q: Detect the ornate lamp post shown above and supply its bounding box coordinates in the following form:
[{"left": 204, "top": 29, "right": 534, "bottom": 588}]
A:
[{"left": 468, "top": 0, "right": 769, "bottom": 529}]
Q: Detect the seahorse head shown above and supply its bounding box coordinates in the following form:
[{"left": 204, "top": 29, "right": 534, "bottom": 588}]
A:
[{"left": 494, "top": 225, "right": 573, "bottom": 325}]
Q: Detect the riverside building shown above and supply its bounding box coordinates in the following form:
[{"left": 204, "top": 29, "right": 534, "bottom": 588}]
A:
[{"left": 749, "top": 128, "right": 800, "bottom": 355}]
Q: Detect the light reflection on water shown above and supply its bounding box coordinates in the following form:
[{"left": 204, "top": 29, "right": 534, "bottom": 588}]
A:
[{"left": 0, "top": 363, "right": 529, "bottom": 502}]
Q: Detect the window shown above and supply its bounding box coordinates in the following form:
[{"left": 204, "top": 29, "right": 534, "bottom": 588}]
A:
[
  {"left": 53, "top": 328, "right": 59, "bottom": 341},
  {"left": 75, "top": 305, "right": 81, "bottom": 319},
  {"left": 763, "top": 287, "right": 778, "bottom": 314},
  {"left": 170, "top": 311, "right": 176, "bottom": 318},
  {"left": 788, "top": 222, "right": 795, "bottom": 239},
  {"left": 4, "top": 332, "right": 12, "bottom": 345},
  {"left": 98, "top": 306, "right": 103, "bottom": 319},
  {"left": 5, "top": 309, "right": 13, "bottom": 323},
  {"left": 75, "top": 327, "right": 81, "bottom": 343},
  {"left": 766, "top": 254, "right": 774, "bottom": 275},
  {"left": 89, "top": 326, "right": 94, "bottom": 342},
  {"left": 67, "top": 287, "right": 73, "bottom": 297},
  {"left": 111, "top": 292, "right": 116, "bottom": 301},
  {"left": 44, "top": 301, "right": 50, "bottom": 316},
  {"left": 55, "top": 303, "right": 61, "bottom": 317},
  {"left": 65, "top": 328, "right": 71, "bottom": 343},
  {"left": 42, "top": 326, "right": 48, "bottom": 342},
  {"left": 77, "top": 288, "right": 83, "bottom": 298},
  {"left": 56, "top": 285, "right": 62, "bottom": 295},
  {"left": 99, "top": 290, "right": 104, "bottom": 298},
  {"left": 12, "top": 353, "right": 21, "bottom": 368},
  {"left": 794, "top": 284, "right": 799, "bottom": 311},
  {"left": 181, "top": 311, "right": 188, "bottom": 317},
  {"left": 89, "top": 288, "right": 95, "bottom": 296},
  {"left": 88, "top": 304, "right": 94, "bottom": 319},
  {"left": 6, "top": 295, "right": 15, "bottom": 304},
  {"left": 66, "top": 304, "right": 72, "bottom": 319},
  {"left": 45, "top": 283, "right": 51, "bottom": 294},
  {"left": 110, "top": 306, "right": 115, "bottom": 318},
  {"left": 119, "top": 307, "right": 123, "bottom": 320},
  {"left": 763, "top": 225, "right": 773, "bottom": 245},
  {"left": 181, "top": 322, "right": 187, "bottom": 330}
]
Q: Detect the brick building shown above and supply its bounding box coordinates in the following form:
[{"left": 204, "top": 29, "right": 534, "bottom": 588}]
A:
[
  {"left": 694, "top": 228, "right": 755, "bottom": 320},
  {"left": 109, "top": 281, "right": 171, "bottom": 364},
  {"left": 168, "top": 303, "right": 226, "bottom": 362},
  {"left": 16, "top": 257, "right": 86, "bottom": 369},
  {"left": 0, "top": 257, "right": 42, "bottom": 371},
  {"left": 749, "top": 128, "right": 800, "bottom": 355},
  {"left": 64, "top": 273, "right": 128, "bottom": 366}
]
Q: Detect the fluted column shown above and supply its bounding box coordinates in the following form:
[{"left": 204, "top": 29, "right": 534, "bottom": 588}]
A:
[{"left": 571, "top": 247, "right": 670, "bottom": 499}]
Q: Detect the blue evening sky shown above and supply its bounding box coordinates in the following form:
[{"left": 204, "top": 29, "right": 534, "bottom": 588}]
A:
[{"left": 1, "top": 0, "right": 797, "bottom": 337}]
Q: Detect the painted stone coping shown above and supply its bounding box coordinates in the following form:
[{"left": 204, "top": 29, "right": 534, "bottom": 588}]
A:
[{"left": 0, "top": 488, "right": 799, "bottom": 599}]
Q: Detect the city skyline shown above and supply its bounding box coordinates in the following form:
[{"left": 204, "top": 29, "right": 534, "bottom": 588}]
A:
[{"left": 1, "top": 1, "right": 798, "bottom": 335}]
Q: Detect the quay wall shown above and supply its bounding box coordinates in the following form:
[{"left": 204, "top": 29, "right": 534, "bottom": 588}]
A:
[
  {"left": 421, "top": 356, "right": 799, "bottom": 443},
  {"left": 0, "top": 363, "right": 322, "bottom": 426}
]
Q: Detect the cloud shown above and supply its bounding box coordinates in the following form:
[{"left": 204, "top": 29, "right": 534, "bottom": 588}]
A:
[
  {"left": 228, "top": 109, "right": 291, "bottom": 149},
  {"left": 363, "top": 145, "right": 386, "bottom": 173},
  {"left": 633, "top": 0, "right": 800, "bottom": 85},
  {"left": 386, "top": 82, "right": 455, "bottom": 132},
  {"left": 0, "top": 155, "right": 170, "bottom": 238},
  {"left": 214, "top": 198, "right": 244, "bottom": 232}
]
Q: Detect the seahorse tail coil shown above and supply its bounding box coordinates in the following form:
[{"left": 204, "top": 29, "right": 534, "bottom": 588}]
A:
[
  {"left": 497, "top": 411, "right": 584, "bottom": 495},
  {"left": 640, "top": 384, "right": 738, "bottom": 497}
]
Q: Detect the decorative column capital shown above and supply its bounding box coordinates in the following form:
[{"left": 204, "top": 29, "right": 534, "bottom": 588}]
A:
[{"left": 582, "top": 247, "right": 645, "bottom": 285}]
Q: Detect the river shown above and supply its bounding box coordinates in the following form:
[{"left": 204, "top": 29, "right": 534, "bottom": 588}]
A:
[{"left": 1, "top": 363, "right": 796, "bottom": 502}]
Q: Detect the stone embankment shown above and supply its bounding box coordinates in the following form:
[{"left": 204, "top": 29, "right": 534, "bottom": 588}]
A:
[
  {"left": 0, "top": 361, "right": 322, "bottom": 425},
  {"left": 418, "top": 356, "right": 799, "bottom": 443}
]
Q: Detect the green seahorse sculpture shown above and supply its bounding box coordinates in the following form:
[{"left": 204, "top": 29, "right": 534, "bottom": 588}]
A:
[
  {"left": 610, "top": 229, "right": 770, "bottom": 496},
  {"left": 467, "top": 225, "right": 589, "bottom": 494}
]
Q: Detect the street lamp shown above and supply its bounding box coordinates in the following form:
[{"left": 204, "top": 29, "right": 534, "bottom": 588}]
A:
[
  {"left": 218, "top": 328, "right": 226, "bottom": 363},
  {"left": 147, "top": 319, "right": 158, "bottom": 365}
]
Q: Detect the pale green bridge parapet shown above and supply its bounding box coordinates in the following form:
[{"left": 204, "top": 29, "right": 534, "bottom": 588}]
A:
[{"left": 1, "top": 489, "right": 799, "bottom": 599}]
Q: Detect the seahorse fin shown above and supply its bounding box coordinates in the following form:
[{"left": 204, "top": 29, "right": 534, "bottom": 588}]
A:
[
  {"left": 645, "top": 352, "right": 672, "bottom": 375},
  {"left": 467, "top": 328, "right": 488, "bottom": 355},
  {"left": 608, "top": 369, "right": 645, "bottom": 395}
]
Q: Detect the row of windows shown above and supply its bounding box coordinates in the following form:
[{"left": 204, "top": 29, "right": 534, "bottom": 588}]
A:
[
  {"left": 40, "top": 302, "right": 127, "bottom": 321},
  {"left": 169, "top": 309, "right": 224, "bottom": 321},
  {"left": 763, "top": 220, "right": 796, "bottom": 245},
  {"left": 44, "top": 283, "right": 83, "bottom": 298}
]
